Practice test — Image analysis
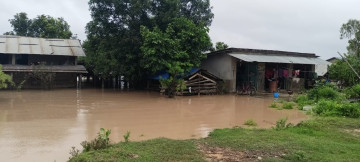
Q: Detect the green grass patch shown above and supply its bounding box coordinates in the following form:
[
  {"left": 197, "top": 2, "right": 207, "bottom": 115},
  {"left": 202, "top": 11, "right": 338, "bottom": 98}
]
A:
[
  {"left": 69, "top": 117, "right": 360, "bottom": 162},
  {"left": 269, "top": 102, "right": 278, "bottom": 108},
  {"left": 69, "top": 138, "right": 204, "bottom": 162},
  {"left": 201, "top": 117, "right": 360, "bottom": 161},
  {"left": 282, "top": 102, "right": 296, "bottom": 109}
]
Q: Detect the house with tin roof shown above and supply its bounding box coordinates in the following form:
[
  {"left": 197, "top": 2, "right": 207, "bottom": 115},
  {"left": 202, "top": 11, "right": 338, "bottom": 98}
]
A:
[
  {"left": 0, "top": 35, "right": 87, "bottom": 88},
  {"left": 201, "top": 48, "right": 330, "bottom": 93}
]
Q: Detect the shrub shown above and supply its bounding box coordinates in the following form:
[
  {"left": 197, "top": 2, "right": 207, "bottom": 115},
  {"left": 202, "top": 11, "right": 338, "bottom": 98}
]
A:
[
  {"left": 282, "top": 102, "right": 296, "bottom": 109},
  {"left": 343, "top": 84, "right": 360, "bottom": 99},
  {"left": 336, "top": 102, "right": 360, "bottom": 118},
  {"left": 313, "top": 100, "right": 360, "bottom": 118},
  {"left": 313, "top": 100, "right": 340, "bottom": 116},
  {"left": 123, "top": 131, "right": 131, "bottom": 143},
  {"left": 307, "top": 83, "right": 342, "bottom": 102},
  {"left": 243, "top": 119, "right": 258, "bottom": 127},
  {"left": 269, "top": 102, "right": 278, "bottom": 108},
  {"left": 295, "top": 95, "right": 314, "bottom": 110},
  {"left": 80, "top": 128, "right": 111, "bottom": 152},
  {"left": 274, "top": 117, "right": 288, "bottom": 130}
]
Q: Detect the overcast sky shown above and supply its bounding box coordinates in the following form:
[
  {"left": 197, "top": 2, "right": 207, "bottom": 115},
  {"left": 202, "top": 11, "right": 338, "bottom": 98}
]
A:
[{"left": 1, "top": 0, "right": 359, "bottom": 59}]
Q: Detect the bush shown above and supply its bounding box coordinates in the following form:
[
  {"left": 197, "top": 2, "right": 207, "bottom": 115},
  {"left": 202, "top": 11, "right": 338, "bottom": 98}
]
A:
[
  {"left": 295, "top": 94, "right": 315, "bottom": 110},
  {"left": 336, "top": 102, "right": 360, "bottom": 118},
  {"left": 274, "top": 117, "right": 288, "bottom": 130},
  {"left": 343, "top": 84, "right": 360, "bottom": 99},
  {"left": 269, "top": 102, "right": 278, "bottom": 108},
  {"left": 80, "top": 128, "right": 111, "bottom": 152},
  {"left": 243, "top": 119, "right": 258, "bottom": 127},
  {"left": 313, "top": 100, "right": 340, "bottom": 116},
  {"left": 308, "top": 84, "right": 342, "bottom": 102},
  {"left": 313, "top": 100, "right": 360, "bottom": 118},
  {"left": 282, "top": 102, "right": 296, "bottom": 109}
]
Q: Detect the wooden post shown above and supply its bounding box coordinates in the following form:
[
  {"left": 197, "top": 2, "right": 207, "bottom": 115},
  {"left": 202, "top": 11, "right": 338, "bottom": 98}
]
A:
[{"left": 11, "top": 54, "right": 16, "bottom": 65}]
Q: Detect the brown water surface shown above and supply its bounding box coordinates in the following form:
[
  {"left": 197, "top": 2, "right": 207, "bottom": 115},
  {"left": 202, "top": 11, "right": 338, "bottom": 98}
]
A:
[{"left": 0, "top": 89, "right": 307, "bottom": 162}]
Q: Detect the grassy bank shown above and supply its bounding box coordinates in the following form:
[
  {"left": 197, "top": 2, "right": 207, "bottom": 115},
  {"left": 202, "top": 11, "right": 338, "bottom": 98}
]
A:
[{"left": 69, "top": 117, "right": 360, "bottom": 162}]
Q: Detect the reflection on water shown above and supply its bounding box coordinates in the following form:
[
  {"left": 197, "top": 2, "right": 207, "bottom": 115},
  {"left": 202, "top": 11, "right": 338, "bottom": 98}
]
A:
[{"left": 0, "top": 89, "right": 307, "bottom": 162}]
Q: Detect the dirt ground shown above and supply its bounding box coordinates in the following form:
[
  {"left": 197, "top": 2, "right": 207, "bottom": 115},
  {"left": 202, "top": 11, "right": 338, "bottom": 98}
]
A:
[{"left": 197, "top": 143, "right": 285, "bottom": 162}]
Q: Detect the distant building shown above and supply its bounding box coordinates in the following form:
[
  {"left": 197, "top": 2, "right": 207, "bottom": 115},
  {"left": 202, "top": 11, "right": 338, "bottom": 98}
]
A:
[
  {"left": 201, "top": 48, "right": 330, "bottom": 92},
  {"left": 326, "top": 57, "right": 341, "bottom": 63},
  {"left": 0, "top": 35, "right": 87, "bottom": 88}
]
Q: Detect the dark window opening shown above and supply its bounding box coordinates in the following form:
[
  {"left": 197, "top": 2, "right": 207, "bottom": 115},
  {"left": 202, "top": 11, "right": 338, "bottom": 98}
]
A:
[
  {"left": 15, "top": 54, "right": 28, "bottom": 65},
  {"left": 0, "top": 54, "right": 11, "bottom": 64}
]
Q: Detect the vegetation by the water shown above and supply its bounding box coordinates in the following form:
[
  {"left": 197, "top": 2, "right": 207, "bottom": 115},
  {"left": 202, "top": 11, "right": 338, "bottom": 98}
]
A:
[
  {"left": 243, "top": 119, "right": 258, "bottom": 127},
  {"left": 69, "top": 117, "right": 360, "bottom": 162},
  {"left": 294, "top": 82, "right": 360, "bottom": 118},
  {"left": 0, "top": 65, "right": 12, "bottom": 89},
  {"left": 281, "top": 102, "right": 296, "bottom": 109}
]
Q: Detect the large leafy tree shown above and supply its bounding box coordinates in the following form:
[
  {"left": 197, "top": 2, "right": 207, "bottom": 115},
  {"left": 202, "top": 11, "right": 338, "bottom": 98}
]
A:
[
  {"left": 83, "top": 0, "right": 213, "bottom": 87},
  {"left": 141, "top": 18, "right": 211, "bottom": 97},
  {"left": 340, "top": 19, "right": 360, "bottom": 57},
  {"left": 0, "top": 65, "right": 12, "bottom": 89},
  {"left": 4, "top": 12, "right": 72, "bottom": 39},
  {"left": 329, "top": 19, "right": 360, "bottom": 86}
]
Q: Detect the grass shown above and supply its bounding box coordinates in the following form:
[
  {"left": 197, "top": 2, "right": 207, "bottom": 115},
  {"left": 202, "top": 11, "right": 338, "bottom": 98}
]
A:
[
  {"left": 69, "top": 138, "right": 205, "bottom": 162},
  {"left": 69, "top": 117, "right": 360, "bottom": 162},
  {"left": 203, "top": 117, "right": 360, "bottom": 161},
  {"left": 243, "top": 119, "right": 258, "bottom": 127},
  {"left": 269, "top": 101, "right": 296, "bottom": 110},
  {"left": 282, "top": 102, "right": 296, "bottom": 109},
  {"left": 269, "top": 102, "right": 278, "bottom": 108}
]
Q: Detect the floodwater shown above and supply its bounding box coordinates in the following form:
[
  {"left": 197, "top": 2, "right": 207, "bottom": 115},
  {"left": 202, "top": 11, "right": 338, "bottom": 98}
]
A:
[{"left": 0, "top": 89, "right": 307, "bottom": 162}]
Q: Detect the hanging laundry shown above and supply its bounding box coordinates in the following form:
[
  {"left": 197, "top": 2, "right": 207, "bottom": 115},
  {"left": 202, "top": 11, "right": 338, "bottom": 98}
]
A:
[
  {"left": 283, "top": 70, "right": 289, "bottom": 77},
  {"left": 265, "top": 69, "right": 274, "bottom": 80},
  {"left": 294, "top": 70, "right": 300, "bottom": 77}
]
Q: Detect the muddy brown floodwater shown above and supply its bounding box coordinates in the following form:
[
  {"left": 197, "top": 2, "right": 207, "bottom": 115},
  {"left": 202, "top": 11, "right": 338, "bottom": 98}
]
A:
[{"left": 0, "top": 89, "right": 307, "bottom": 162}]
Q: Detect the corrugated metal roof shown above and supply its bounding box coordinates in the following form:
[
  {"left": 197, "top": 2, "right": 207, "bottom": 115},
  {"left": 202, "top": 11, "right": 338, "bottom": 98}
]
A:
[
  {"left": 0, "top": 35, "right": 85, "bottom": 56},
  {"left": 2, "top": 65, "right": 88, "bottom": 73},
  {"left": 229, "top": 53, "right": 330, "bottom": 65}
]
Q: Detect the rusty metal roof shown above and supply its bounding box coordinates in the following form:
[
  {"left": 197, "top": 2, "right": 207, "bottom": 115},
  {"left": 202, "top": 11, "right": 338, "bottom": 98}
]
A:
[
  {"left": 0, "top": 35, "right": 85, "bottom": 56},
  {"left": 2, "top": 65, "right": 88, "bottom": 73}
]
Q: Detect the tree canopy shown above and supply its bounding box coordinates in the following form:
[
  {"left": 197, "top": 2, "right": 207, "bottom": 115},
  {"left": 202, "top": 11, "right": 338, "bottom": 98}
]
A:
[
  {"left": 340, "top": 19, "right": 360, "bottom": 57},
  {"left": 329, "top": 19, "right": 360, "bottom": 86},
  {"left": 83, "top": 0, "right": 214, "bottom": 87},
  {"left": 141, "top": 17, "right": 211, "bottom": 97},
  {"left": 4, "top": 12, "right": 73, "bottom": 39}
]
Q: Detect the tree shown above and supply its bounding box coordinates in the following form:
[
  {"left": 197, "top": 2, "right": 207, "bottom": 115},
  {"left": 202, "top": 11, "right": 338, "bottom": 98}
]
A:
[
  {"left": 329, "top": 19, "right": 360, "bottom": 86},
  {"left": 4, "top": 12, "right": 72, "bottom": 39},
  {"left": 328, "top": 55, "right": 359, "bottom": 86},
  {"left": 340, "top": 19, "right": 360, "bottom": 56},
  {"left": 83, "top": 0, "right": 214, "bottom": 88},
  {"left": 7, "top": 12, "right": 31, "bottom": 36},
  {"left": 215, "top": 42, "right": 229, "bottom": 50},
  {"left": 141, "top": 18, "right": 211, "bottom": 97},
  {"left": 0, "top": 65, "right": 12, "bottom": 89}
]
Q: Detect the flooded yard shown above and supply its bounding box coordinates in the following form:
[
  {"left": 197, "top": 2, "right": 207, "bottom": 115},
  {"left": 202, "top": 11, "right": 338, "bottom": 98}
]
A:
[{"left": 0, "top": 89, "right": 307, "bottom": 162}]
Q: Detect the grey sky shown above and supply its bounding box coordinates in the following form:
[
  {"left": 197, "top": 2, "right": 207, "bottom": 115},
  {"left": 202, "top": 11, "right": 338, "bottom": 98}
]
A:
[{"left": 1, "top": 0, "right": 359, "bottom": 59}]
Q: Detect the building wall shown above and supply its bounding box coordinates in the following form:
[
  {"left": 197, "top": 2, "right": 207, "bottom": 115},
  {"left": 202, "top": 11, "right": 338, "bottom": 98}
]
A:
[{"left": 201, "top": 54, "right": 237, "bottom": 92}]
